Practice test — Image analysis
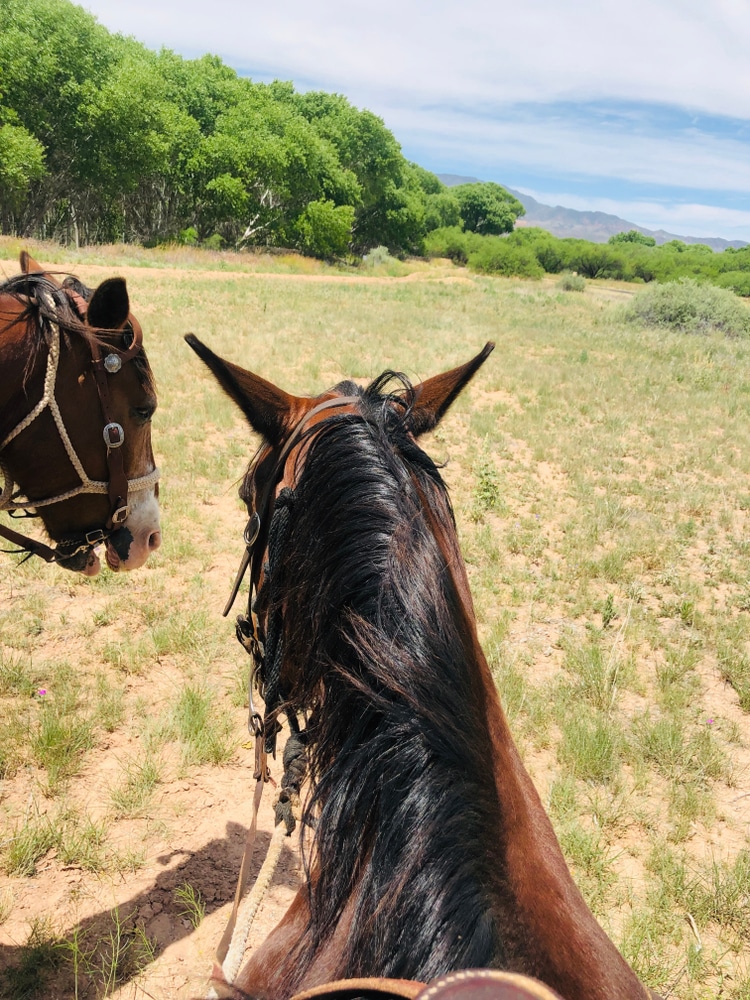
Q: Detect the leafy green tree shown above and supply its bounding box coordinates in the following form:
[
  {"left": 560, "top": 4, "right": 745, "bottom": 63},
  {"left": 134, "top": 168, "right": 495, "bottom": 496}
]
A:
[
  {"left": 716, "top": 271, "right": 750, "bottom": 296},
  {"left": 294, "top": 199, "right": 354, "bottom": 258},
  {"left": 560, "top": 240, "right": 627, "bottom": 279},
  {"left": 609, "top": 230, "right": 656, "bottom": 246},
  {"left": 505, "top": 227, "right": 566, "bottom": 272},
  {"left": 452, "top": 182, "right": 525, "bottom": 235},
  {"left": 0, "top": 122, "right": 45, "bottom": 214}
]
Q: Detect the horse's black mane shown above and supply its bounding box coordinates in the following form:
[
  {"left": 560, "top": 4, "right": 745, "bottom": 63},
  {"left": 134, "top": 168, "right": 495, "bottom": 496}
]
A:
[
  {"left": 0, "top": 271, "right": 153, "bottom": 390},
  {"left": 270, "top": 372, "right": 506, "bottom": 988},
  {"left": 1, "top": 272, "right": 82, "bottom": 334}
]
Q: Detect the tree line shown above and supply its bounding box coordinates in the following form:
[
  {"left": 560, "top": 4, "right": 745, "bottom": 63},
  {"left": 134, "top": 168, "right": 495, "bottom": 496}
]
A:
[
  {"left": 424, "top": 226, "right": 750, "bottom": 296},
  {"left": 0, "top": 0, "right": 524, "bottom": 257},
  {"left": 3, "top": 0, "right": 745, "bottom": 291}
]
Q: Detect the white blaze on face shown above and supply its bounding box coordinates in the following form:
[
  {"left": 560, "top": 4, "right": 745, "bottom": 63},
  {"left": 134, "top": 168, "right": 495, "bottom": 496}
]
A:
[{"left": 105, "top": 488, "right": 162, "bottom": 571}]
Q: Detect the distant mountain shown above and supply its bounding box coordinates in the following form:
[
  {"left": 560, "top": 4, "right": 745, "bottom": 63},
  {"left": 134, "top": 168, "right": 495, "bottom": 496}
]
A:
[{"left": 437, "top": 174, "right": 747, "bottom": 251}]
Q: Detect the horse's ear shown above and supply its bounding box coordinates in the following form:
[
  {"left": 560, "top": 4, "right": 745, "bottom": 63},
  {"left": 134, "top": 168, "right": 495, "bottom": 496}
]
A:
[
  {"left": 20, "top": 251, "right": 58, "bottom": 280},
  {"left": 20, "top": 251, "right": 43, "bottom": 275},
  {"left": 185, "top": 334, "right": 299, "bottom": 445},
  {"left": 409, "top": 342, "right": 495, "bottom": 436},
  {"left": 87, "top": 278, "right": 130, "bottom": 330}
]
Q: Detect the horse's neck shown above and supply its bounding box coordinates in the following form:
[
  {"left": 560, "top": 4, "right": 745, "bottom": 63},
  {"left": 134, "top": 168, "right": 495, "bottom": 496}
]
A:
[
  {"left": 422, "top": 523, "right": 647, "bottom": 998},
  {"left": 462, "top": 636, "right": 648, "bottom": 997}
]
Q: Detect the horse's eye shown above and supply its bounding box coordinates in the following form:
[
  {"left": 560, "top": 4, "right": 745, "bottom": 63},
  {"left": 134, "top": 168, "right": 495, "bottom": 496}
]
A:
[{"left": 132, "top": 405, "right": 156, "bottom": 424}]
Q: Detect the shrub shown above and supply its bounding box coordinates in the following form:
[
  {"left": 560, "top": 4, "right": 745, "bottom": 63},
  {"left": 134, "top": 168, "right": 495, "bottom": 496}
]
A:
[
  {"left": 423, "top": 226, "right": 470, "bottom": 263},
  {"left": 609, "top": 230, "right": 656, "bottom": 247},
  {"left": 202, "top": 233, "right": 225, "bottom": 251},
  {"left": 294, "top": 199, "right": 354, "bottom": 259},
  {"left": 716, "top": 270, "right": 750, "bottom": 297},
  {"left": 558, "top": 272, "right": 586, "bottom": 292},
  {"left": 178, "top": 226, "right": 199, "bottom": 246},
  {"left": 623, "top": 278, "right": 750, "bottom": 337},
  {"left": 468, "top": 238, "right": 544, "bottom": 278},
  {"left": 562, "top": 241, "right": 627, "bottom": 279},
  {"left": 362, "top": 245, "right": 394, "bottom": 267}
]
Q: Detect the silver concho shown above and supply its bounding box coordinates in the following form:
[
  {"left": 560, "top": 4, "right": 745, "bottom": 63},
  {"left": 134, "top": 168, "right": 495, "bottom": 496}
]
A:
[
  {"left": 103, "top": 422, "right": 125, "bottom": 448},
  {"left": 104, "top": 353, "right": 122, "bottom": 373}
]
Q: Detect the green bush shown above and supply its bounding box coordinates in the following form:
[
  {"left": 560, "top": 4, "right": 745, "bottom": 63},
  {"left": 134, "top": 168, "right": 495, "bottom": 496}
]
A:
[
  {"left": 294, "top": 199, "right": 355, "bottom": 259},
  {"left": 609, "top": 230, "right": 656, "bottom": 247},
  {"left": 423, "top": 226, "right": 470, "bottom": 263},
  {"left": 468, "top": 238, "right": 544, "bottom": 278},
  {"left": 562, "top": 241, "right": 627, "bottom": 279},
  {"left": 178, "top": 226, "right": 199, "bottom": 246},
  {"left": 202, "top": 233, "right": 225, "bottom": 251},
  {"left": 623, "top": 278, "right": 750, "bottom": 337},
  {"left": 716, "top": 270, "right": 750, "bottom": 297},
  {"left": 362, "top": 245, "right": 394, "bottom": 267},
  {"left": 558, "top": 272, "right": 586, "bottom": 292}
]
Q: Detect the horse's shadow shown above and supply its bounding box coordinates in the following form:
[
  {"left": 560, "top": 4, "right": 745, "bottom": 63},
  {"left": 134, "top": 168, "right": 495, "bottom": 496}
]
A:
[{"left": 0, "top": 821, "right": 300, "bottom": 998}]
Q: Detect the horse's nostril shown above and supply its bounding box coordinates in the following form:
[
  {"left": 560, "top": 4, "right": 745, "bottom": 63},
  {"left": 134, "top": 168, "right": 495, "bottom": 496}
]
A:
[{"left": 148, "top": 530, "right": 162, "bottom": 551}]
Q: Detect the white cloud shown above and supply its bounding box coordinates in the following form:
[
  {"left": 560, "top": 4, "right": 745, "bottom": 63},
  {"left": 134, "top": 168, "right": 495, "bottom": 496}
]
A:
[
  {"left": 83, "top": 0, "right": 750, "bottom": 117},
  {"left": 79, "top": 0, "right": 750, "bottom": 239},
  {"left": 388, "top": 104, "right": 750, "bottom": 194}
]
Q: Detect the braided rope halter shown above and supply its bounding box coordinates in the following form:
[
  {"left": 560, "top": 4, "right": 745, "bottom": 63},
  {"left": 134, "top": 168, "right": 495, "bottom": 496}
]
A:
[{"left": 0, "top": 286, "right": 160, "bottom": 566}]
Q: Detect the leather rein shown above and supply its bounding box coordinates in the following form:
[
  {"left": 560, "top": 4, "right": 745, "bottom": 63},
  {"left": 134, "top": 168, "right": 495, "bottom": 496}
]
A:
[{"left": 0, "top": 283, "right": 160, "bottom": 569}]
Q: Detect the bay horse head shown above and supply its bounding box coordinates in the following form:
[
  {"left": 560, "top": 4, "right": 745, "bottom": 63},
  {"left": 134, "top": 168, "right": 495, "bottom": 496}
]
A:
[
  {"left": 187, "top": 334, "right": 658, "bottom": 1000},
  {"left": 0, "top": 253, "right": 161, "bottom": 575}
]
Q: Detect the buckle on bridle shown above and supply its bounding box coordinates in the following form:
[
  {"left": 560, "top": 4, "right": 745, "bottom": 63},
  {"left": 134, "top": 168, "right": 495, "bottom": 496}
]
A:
[
  {"left": 103, "top": 422, "right": 125, "bottom": 448},
  {"left": 244, "top": 511, "right": 261, "bottom": 547},
  {"left": 110, "top": 504, "right": 129, "bottom": 525},
  {"left": 85, "top": 529, "right": 108, "bottom": 546}
]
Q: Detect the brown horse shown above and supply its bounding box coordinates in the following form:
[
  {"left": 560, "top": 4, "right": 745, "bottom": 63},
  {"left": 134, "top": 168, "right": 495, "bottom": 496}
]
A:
[
  {"left": 0, "top": 253, "right": 161, "bottom": 574},
  {"left": 186, "top": 334, "right": 658, "bottom": 1000}
]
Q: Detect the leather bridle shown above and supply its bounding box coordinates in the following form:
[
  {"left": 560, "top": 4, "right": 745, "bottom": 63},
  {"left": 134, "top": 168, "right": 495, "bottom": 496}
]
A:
[{"left": 0, "top": 284, "right": 160, "bottom": 568}]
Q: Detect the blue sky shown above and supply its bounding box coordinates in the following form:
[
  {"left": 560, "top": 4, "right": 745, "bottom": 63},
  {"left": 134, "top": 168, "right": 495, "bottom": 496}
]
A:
[{"left": 81, "top": 0, "right": 750, "bottom": 241}]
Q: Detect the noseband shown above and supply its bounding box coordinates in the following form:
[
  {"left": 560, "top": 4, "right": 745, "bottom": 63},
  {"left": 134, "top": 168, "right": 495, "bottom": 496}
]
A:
[{"left": 0, "top": 286, "right": 160, "bottom": 568}]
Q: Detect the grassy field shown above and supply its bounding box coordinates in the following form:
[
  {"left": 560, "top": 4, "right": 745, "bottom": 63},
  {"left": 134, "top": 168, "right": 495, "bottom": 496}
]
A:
[{"left": 1, "top": 242, "right": 749, "bottom": 999}]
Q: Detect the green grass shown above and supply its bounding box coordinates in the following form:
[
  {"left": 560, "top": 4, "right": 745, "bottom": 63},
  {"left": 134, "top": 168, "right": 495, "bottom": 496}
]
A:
[
  {"left": 171, "top": 683, "right": 235, "bottom": 767},
  {"left": 0, "top": 888, "right": 13, "bottom": 926},
  {"left": 173, "top": 882, "right": 206, "bottom": 929},
  {"left": 2, "top": 808, "right": 110, "bottom": 877},
  {"left": 0, "top": 917, "right": 63, "bottom": 999},
  {"left": 3, "top": 815, "right": 58, "bottom": 877},
  {"left": 558, "top": 711, "right": 625, "bottom": 784},
  {"left": 109, "top": 755, "right": 162, "bottom": 818}
]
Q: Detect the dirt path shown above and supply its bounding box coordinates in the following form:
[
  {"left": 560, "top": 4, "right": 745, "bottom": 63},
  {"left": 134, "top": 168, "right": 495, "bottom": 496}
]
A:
[{"left": 0, "top": 257, "right": 477, "bottom": 290}]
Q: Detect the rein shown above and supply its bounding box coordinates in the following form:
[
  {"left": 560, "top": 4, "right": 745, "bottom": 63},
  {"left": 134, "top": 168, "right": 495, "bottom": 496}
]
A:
[{"left": 0, "top": 285, "right": 160, "bottom": 567}]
